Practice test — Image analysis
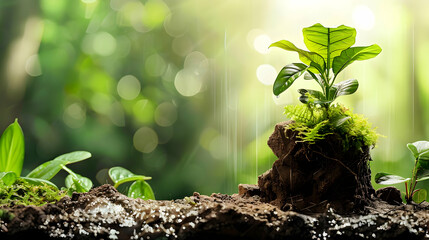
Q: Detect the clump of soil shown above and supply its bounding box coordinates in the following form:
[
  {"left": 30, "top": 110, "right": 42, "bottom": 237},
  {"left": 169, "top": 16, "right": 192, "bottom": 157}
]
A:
[
  {"left": 258, "top": 121, "right": 375, "bottom": 213},
  {"left": 0, "top": 184, "right": 428, "bottom": 240}
]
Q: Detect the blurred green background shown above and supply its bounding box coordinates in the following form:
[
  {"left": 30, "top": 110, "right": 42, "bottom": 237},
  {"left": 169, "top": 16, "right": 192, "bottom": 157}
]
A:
[{"left": 1, "top": 0, "right": 428, "bottom": 199}]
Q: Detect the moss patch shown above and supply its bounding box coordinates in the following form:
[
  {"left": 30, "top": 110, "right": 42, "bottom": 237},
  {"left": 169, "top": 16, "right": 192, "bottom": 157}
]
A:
[
  {"left": 0, "top": 179, "right": 66, "bottom": 207},
  {"left": 284, "top": 104, "right": 378, "bottom": 149}
]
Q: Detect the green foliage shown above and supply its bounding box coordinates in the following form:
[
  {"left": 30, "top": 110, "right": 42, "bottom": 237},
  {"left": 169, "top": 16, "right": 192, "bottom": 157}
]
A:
[
  {"left": 376, "top": 141, "right": 429, "bottom": 203},
  {"left": 108, "top": 167, "right": 155, "bottom": 200},
  {"left": 0, "top": 119, "right": 24, "bottom": 176},
  {"left": 284, "top": 104, "right": 378, "bottom": 148},
  {"left": 270, "top": 23, "right": 381, "bottom": 107},
  {"left": 0, "top": 178, "right": 66, "bottom": 207}
]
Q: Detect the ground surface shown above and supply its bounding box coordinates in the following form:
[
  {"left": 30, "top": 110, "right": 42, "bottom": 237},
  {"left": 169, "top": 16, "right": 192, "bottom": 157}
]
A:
[{"left": 0, "top": 184, "right": 428, "bottom": 240}]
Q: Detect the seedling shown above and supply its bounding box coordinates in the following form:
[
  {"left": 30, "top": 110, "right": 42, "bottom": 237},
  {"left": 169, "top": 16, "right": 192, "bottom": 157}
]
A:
[
  {"left": 0, "top": 119, "right": 91, "bottom": 189},
  {"left": 0, "top": 119, "right": 155, "bottom": 205},
  {"left": 108, "top": 166, "right": 155, "bottom": 200},
  {"left": 375, "top": 141, "right": 429, "bottom": 203},
  {"left": 270, "top": 23, "right": 381, "bottom": 110}
]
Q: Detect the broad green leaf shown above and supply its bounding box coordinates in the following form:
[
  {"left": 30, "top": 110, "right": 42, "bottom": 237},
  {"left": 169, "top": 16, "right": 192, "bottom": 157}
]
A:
[
  {"left": 26, "top": 151, "right": 91, "bottom": 180},
  {"left": 128, "top": 180, "right": 155, "bottom": 200},
  {"left": 65, "top": 174, "right": 93, "bottom": 193},
  {"left": 19, "top": 176, "right": 58, "bottom": 189},
  {"left": 273, "top": 63, "right": 308, "bottom": 96},
  {"left": 412, "top": 189, "right": 427, "bottom": 203},
  {"left": 269, "top": 40, "right": 325, "bottom": 74},
  {"left": 332, "top": 45, "right": 382, "bottom": 75},
  {"left": 0, "top": 119, "right": 25, "bottom": 176},
  {"left": 108, "top": 166, "right": 152, "bottom": 188},
  {"left": 303, "top": 23, "right": 356, "bottom": 68},
  {"left": 407, "top": 141, "right": 429, "bottom": 159},
  {"left": 333, "top": 79, "right": 359, "bottom": 98},
  {"left": 375, "top": 172, "right": 410, "bottom": 185},
  {"left": 0, "top": 171, "right": 17, "bottom": 186}
]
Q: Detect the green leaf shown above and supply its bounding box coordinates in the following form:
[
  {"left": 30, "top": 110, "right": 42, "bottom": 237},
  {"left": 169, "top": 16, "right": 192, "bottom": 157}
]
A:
[
  {"left": 273, "top": 63, "right": 308, "bottom": 96},
  {"left": 0, "top": 172, "right": 17, "bottom": 186},
  {"left": 26, "top": 151, "right": 91, "bottom": 180},
  {"left": 332, "top": 45, "right": 382, "bottom": 75},
  {"left": 407, "top": 141, "right": 429, "bottom": 159},
  {"left": 330, "top": 116, "right": 351, "bottom": 127},
  {"left": 298, "top": 89, "right": 332, "bottom": 105},
  {"left": 0, "top": 119, "right": 25, "bottom": 176},
  {"left": 333, "top": 79, "right": 359, "bottom": 98},
  {"left": 303, "top": 23, "right": 356, "bottom": 68},
  {"left": 412, "top": 189, "right": 427, "bottom": 203},
  {"left": 269, "top": 40, "right": 325, "bottom": 74},
  {"left": 375, "top": 172, "right": 410, "bottom": 185},
  {"left": 19, "top": 176, "right": 58, "bottom": 189},
  {"left": 128, "top": 180, "right": 155, "bottom": 200},
  {"left": 108, "top": 166, "right": 152, "bottom": 188},
  {"left": 65, "top": 174, "right": 93, "bottom": 193}
]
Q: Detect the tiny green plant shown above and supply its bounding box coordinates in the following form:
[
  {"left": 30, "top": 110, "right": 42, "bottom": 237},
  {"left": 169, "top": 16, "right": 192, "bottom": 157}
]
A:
[
  {"left": 375, "top": 141, "right": 429, "bottom": 204},
  {"left": 0, "top": 119, "right": 92, "bottom": 194},
  {"left": 0, "top": 119, "right": 155, "bottom": 205},
  {"left": 108, "top": 166, "right": 155, "bottom": 200},
  {"left": 270, "top": 23, "right": 381, "bottom": 110}
]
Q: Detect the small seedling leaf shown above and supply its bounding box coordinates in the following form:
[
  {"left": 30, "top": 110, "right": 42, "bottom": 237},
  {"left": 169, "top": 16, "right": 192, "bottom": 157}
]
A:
[
  {"left": 19, "top": 176, "right": 58, "bottom": 189},
  {"left": 65, "top": 174, "right": 93, "bottom": 193},
  {"left": 407, "top": 141, "right": 429, "bottom": 159},
  {"left": 0, "top": 119, "right": 25, "bottom": 176},
  {"left": 330, "top": 116, "right": 351, "bottom": 127},
  {"left": 333, "top": 79, "right": 359, "bottom": 98},
  {"left": 0, "top": 172, "right": 17, "bottom": 186},
  {"left": 375, "top": 172, "right": 410, "bottom": 185},
  {"left": 332, "top": 44, "right": 382, "bottom": 75},
  {"left": 128, "top": 180, "right": 155, "bottom": 200},
  {"left": 26, "top": 151, "right": 91, "bottom": 180},
  {"left": 273, "top": 63, "right": 308, "bottom": 96},
  {"left": 108, "top": 166, "right": 151, "bottom": 188},
  {"left": 412, "top": 189, "right": 427, "bottom": 204},
  {"left": 269, "top": 40, "right": 325, "bottom": 74}
]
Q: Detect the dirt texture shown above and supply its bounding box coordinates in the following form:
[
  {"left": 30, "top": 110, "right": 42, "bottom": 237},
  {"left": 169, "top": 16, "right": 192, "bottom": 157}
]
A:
[
  {"left": 258, "top": 121, "right": 375, "bottom": 213},
  {"left": 0, "top": 121, "right": 428, "bottom": 239},
  {"left": 0, "top": 184, "right": 428, "bottom": 240}
]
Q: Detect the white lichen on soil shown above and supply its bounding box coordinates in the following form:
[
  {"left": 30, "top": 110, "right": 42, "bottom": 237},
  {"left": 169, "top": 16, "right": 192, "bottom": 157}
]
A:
[{"left": 1, "top": 185, "right": 428, "bottom": 239}]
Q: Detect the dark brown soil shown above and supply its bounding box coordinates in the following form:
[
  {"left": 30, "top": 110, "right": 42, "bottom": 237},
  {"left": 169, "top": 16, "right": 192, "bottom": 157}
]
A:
[
  {"left": 1, "top": 121, "right": 428, "bottom": 239},
  {"left": 0, "top": 184, "right": 428, "bottom": 240},
  {"left": 258, "top": 121, "right": 374, "bottom": 213}
]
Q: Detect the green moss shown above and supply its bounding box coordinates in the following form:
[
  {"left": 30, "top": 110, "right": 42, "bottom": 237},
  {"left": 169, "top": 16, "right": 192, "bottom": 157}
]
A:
[
  {"left": 0, "top": 179, "right": 66, "bottom": 207},
  {"left": 284, "top": 104, "right": 378, "bottom": 149}
]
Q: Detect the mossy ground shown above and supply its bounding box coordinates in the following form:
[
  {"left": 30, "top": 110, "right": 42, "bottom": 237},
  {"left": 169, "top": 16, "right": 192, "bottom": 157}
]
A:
[
  {"left": 284, "top": 103, "right": 379, "bottom": 149},
  {"left": 0, "top": 179, "right": 66, "bottom": 207}
]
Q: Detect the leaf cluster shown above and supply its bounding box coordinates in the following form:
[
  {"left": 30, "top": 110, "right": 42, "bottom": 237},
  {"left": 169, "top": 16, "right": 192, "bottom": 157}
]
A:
[
  {"left": 284, "top": 104, "right": 378, "bottom": 149},
  {"left": 376, "top": 141, "right": 429, "bottom": 203},
  {"left": 271, "top": 23, "right": 381, "bottom": 108},
  {"left": 0, "top": 119, "right": 155, "bottom": 207}
]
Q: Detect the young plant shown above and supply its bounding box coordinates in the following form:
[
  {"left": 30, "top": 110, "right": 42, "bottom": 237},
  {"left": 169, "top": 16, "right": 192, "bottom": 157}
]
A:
[
  {"left": 271, "top": 23, "right": 381, "bottom": 110},
  {"left": 375, "top": 141, "right": 429, "bottom": 203},
  {"left": 0, "top": 119, "right": 92, "bottom": 191},
  {"left": 108, "top": 166, "right": 155, "bottom": 200}
]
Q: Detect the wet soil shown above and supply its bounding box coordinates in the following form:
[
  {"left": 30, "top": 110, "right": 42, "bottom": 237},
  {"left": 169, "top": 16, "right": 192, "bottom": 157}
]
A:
[
  {"left": 0, "top": 121, "right": 428, "bottom": 239},
  {"left": 0, "top": 184, "right": 428, "bottom": 240}
]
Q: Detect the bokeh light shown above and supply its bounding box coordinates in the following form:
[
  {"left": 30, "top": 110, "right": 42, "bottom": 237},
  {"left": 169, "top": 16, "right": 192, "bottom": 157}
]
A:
[
  {"left": 117, "top": 75, "right": 141, "bottom": 100},
  {"left": 133, "top": 127, "right": 158, "bottom": 153}
]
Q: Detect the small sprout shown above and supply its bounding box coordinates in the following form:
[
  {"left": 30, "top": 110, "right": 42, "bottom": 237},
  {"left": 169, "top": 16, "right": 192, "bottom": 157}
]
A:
[
  {"left": 184, "top": 197, "right": 196, "bottom": 205},
  {"left": 376, "top": 141, "right": 429, "bottom": 204},
  {"left": 108, "top": 167, "right": 155, "bottom": 200}
]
